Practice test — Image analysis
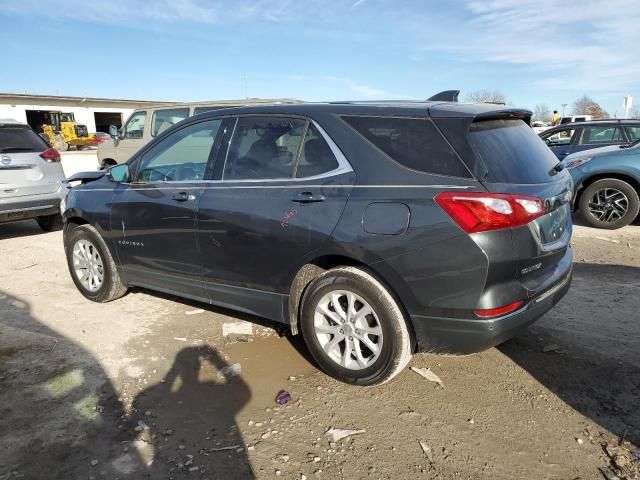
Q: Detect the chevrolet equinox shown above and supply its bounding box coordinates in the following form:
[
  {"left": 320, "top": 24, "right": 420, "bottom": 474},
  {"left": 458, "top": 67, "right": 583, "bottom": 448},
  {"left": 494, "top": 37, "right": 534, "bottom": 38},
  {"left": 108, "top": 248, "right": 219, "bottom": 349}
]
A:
[{"left": 62, "top": 101, "right": 573, "bottom": 385}]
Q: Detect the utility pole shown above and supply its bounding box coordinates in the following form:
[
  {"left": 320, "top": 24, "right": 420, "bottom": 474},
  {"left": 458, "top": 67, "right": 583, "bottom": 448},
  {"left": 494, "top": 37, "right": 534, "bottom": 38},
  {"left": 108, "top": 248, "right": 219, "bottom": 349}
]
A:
[
  {"left": 561, "top": 103, "right": 567, "bottom": 117},
  {"left": 244, "top": 73, "right": 248, "bottom": 99}
]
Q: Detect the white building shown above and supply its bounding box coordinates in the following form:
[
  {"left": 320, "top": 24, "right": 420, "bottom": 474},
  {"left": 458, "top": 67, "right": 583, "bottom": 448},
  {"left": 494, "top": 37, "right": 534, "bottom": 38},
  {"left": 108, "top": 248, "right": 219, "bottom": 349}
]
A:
[{"left": 0, "top": 93, "right": 172, "bottom": 133}]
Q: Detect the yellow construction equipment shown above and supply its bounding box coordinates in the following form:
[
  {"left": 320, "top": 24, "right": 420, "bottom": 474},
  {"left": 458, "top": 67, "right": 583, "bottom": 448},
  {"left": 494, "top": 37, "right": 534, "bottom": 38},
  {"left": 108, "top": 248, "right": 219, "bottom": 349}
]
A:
[{"left": 40, "top": 112, "right": 95, "bottom": 151}]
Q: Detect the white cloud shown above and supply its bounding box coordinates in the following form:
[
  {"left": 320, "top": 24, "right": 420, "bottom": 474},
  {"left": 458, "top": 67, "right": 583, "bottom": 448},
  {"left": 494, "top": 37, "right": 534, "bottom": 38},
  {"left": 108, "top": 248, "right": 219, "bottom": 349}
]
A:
[{"left": 352, "top": 0, "right": 368, "bottom": 8}]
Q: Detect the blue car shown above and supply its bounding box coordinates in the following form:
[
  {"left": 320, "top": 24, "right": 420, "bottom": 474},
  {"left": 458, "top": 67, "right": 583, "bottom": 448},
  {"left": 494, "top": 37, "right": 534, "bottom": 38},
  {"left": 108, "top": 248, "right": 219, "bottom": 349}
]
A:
[
  {"left": 540, "top": 119, "right": 640, "bottom": 160},
  {"left": 565, "top": 141, "right": 640, "bottom": 229}
]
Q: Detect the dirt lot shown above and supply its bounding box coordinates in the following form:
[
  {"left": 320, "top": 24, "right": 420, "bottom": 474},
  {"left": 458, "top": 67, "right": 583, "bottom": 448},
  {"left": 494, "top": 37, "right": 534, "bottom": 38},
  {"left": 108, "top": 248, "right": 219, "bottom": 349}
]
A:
[{"left": 1, "top": 218, "right": 639, "bottom": 480}]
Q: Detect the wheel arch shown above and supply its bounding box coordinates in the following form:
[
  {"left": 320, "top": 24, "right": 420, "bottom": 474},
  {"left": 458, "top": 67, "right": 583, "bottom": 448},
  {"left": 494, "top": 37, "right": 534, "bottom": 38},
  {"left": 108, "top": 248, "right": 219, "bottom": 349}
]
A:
[
  {"left": 574, "top": 172, "right": 640, "bottom": 211},
  {"left": 287, "top": 255, "right": 416, "bottom": 350}
]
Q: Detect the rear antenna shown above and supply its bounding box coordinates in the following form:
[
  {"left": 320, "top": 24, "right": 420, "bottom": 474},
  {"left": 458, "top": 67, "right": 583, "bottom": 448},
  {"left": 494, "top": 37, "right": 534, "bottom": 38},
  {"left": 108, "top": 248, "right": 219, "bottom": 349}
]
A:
[{"left": 427, "top": 90, "right": 460, "bottom": 102}]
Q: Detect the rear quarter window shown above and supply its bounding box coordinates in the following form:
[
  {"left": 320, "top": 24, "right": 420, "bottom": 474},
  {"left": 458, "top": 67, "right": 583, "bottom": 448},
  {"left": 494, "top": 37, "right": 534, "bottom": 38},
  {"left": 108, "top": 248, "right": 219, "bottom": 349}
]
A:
[
  {"left": 0, "top": 125, "right": 49, "bottom": 153},
  {"left": 342, "top": 116, "right": 471, "bottom": 177},
  {"left": 469, "top": 119, "right": 560, "bottom": 184}
]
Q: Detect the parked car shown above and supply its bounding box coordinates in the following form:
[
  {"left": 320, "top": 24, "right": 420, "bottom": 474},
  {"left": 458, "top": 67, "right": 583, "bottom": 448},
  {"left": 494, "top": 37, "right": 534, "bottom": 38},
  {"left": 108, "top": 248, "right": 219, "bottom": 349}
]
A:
[
  {"left": 560, "top": 115, "right": 593, "bottom": 124},
  {"left": 531, "top": 120, "right": 549, "bottom": 134},
  {"left": 564, "top": 141, "right": 640, "bottom": 229},
  {"left": 63, "top": 102, "right": 573, "bottom": 385},
  {"left": 0, "top": 119, "right": 65, "bottom": 230},
  {"left": 97, "top": 99, "right": 300, "bottom": 168},
  {"left": 540, "top": 119, "right": 640, "bottom": 159}
]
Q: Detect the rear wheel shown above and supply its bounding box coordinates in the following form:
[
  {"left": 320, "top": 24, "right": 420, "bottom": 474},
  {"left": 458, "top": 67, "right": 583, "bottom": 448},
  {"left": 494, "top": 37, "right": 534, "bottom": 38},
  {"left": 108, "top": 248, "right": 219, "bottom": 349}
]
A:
[
  {"left": 36, "top": 213, "right": 63, "bottom": 232},
  {"left": 53, "top": 134, "right": 68, "bottom": 152},
  {"left": 579, "top": 179, "right": 639, "bottom": 229},
  {"left": 64, "top": 224, "right": 127, "bottom": 302},
  {"left": 300, "top": 266, "right": 412, "bottom": 385}
]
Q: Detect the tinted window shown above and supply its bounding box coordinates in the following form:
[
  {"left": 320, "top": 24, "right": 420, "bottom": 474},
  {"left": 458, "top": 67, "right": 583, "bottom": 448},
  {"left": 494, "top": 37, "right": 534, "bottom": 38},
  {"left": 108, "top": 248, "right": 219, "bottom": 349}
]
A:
[
  {"left": 295, "top": 124, "right": 339, "bottom": 178},
  {"left": 151, "top": 108, "right": 190, "bottom": 136},
  {"left": 124, "top": 111, "right": 147, "bottom": 139},
  {"left": 0, "top": 125, "right": 48, "bottom": 152},
  {"left": 342, "top": 116, "right": 470, "bottom": 177},
  {"left": 224, "top": 117, "right": 306, "bottom": 180},
  {"left": 581, "top": 126, "right": 624, "bottom": 144},
  {"left": 469, "top": 119, "right": 559, "bottom": 184},
  {"left": 543, "top": 128, "right": 576, "bottom": 146},
  {"left": 134, "top": 119, "right": 221, "bottom": 182},
  {"left": 625, "top": 126, "right": 640, "bottom": 141}
]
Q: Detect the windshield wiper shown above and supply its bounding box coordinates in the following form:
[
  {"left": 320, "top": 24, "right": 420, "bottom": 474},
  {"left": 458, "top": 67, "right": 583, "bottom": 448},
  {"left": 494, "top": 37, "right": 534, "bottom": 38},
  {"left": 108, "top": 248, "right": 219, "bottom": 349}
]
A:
[
  {"left": 0, "top": 146, "right": 34, "bottom": 152},
  {"left": 622, "top": 139, "right": 640, "bottom": 149},
  {"left": 548, "top": 161, "right": 565, "bottom": 176}
]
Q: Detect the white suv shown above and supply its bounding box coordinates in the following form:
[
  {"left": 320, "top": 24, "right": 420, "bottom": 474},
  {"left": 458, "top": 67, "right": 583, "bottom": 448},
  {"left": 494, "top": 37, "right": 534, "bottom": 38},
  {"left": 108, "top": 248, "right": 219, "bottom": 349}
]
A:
[{"left": 0, "top": 119, "right": 65, "bottom": 231}]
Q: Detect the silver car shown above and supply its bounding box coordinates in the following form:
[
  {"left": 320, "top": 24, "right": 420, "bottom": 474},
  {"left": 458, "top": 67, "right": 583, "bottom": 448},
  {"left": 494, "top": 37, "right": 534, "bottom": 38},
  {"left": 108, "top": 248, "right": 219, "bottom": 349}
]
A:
[{"left": 0, "top": 119, "right": 65, "bottom": 231}]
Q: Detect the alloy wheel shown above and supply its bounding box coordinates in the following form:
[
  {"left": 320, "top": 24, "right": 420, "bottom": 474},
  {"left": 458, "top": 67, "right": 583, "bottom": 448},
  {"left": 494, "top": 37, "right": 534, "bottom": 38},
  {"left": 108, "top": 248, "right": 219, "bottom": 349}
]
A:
[
  {"left": 313, "top": 289, "right": 383, "bottom": 370},
  {"left": 588, "top": 188, "right": 629, "bottom": 223},
  {"left": 72, "top": 239, "right": 104, "bottom": 292}
]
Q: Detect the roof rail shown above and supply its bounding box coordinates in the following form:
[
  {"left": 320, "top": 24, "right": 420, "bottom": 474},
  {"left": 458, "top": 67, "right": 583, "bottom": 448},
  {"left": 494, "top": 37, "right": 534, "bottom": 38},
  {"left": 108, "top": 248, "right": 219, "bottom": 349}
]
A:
[{"left": 427, "top": 90, "right": 460, "bottom": 102}]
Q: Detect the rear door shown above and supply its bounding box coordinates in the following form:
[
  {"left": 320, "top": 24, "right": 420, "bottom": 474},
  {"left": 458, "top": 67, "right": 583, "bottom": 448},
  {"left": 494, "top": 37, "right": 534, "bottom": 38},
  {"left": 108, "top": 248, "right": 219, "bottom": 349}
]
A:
[
  {"left": 0, "top": 123, "right": 63, "bottom": 200},
  {"left": 196, "top": 115, "right": 354, "bottom": 319}
]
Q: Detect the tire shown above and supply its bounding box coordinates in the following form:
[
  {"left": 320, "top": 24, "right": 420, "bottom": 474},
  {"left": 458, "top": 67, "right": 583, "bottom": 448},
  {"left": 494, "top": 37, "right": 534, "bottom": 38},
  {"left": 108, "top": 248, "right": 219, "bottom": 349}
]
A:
[
  {"left": 53, "top": 134, "right": 68, "bottom": 152},
  {"left": 64, "top": 224, "right": 127, "bottom": 302},
  {"left": 300, "top": 266, "right": 412, "bottom": 386},
  {"left": 578, "top": 178, "right": 639, "bottom": 229},
  {"left": 35, "top": 213, "right": 63, "bottom": 232}
]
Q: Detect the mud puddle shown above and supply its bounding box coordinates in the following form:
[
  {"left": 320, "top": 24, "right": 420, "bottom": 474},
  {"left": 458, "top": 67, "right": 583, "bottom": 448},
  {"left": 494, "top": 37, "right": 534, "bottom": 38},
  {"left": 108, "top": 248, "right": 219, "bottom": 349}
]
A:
[{"left": 222, "top": 335, "right": 317, "bottom": 409}]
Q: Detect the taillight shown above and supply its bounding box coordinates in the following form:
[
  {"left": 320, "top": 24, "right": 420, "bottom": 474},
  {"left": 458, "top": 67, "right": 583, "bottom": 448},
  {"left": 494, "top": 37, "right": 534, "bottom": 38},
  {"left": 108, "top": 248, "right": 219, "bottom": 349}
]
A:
[
  {"left": 474, "top": 300, "right": 523, "bottom": 319},
  {"left": 434, "top": 192, "right": 545, "bottom": 233},
  {"left": 40, "top": 148, "right": 61, "bottom": 163}
]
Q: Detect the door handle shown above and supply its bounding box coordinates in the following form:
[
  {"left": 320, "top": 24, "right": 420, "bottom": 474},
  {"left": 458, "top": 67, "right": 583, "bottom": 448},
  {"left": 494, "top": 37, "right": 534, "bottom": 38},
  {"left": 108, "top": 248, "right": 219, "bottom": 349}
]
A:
[
  {"left": 290, "top": 191, "right": 326, "bottom": 203},
  {"left": 172, "top": 191, "right": 191, "bottom": 202}
]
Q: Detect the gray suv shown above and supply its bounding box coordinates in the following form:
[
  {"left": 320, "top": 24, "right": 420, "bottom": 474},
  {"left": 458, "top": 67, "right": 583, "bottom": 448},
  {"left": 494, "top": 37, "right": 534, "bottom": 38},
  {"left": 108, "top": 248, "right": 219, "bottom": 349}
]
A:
[
  {"left": 62, "top": 101, "right": 573, "bottom": 385},
  {"left": 0, "top": 120, "right": 65, "bottom": 231}
]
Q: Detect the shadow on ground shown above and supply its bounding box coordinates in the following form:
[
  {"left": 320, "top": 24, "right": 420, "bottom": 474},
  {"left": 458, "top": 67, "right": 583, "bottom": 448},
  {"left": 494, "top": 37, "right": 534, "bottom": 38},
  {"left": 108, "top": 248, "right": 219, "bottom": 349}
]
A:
[
  {"left": 0, "top": 220, "right": 51, "bottom": 240},
  {"left": 499, "top": 262, "right": 640, "bottom": 447},
  {"left": 0, "top": 289, "right": 256, "bottom": 479}
]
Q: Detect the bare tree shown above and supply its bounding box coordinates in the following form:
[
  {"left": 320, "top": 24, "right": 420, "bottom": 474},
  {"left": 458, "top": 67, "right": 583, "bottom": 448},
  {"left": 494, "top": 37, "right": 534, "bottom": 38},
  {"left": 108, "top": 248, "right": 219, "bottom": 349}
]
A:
[
  {"left": 465, "top": 90, "right": 507, "bottom": 105},
  {"left": 629, "top": 105, "right": 640, "bottom": 119},
  {"left": 532, "top": 104, "right": 551, "bottom": 122},
  {"left": 572, "top": 95, "right": 609, "bottom": 119}
]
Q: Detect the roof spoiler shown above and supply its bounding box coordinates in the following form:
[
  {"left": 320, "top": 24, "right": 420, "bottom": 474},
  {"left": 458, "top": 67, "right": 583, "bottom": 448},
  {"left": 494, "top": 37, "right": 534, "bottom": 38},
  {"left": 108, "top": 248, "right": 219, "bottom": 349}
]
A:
[{"left": 427, "top": 90, "right": 460, "bottom": 102}]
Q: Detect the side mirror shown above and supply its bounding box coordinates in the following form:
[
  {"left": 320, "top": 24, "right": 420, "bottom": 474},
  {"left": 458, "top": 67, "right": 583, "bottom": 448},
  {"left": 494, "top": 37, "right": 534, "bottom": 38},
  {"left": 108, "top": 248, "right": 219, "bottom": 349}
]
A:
[
  {"left": 107, "top": 164, "right": 130, "bottom": 183},
  {"left": 108, "top": 125, "right": 118, "bottom": 138}
]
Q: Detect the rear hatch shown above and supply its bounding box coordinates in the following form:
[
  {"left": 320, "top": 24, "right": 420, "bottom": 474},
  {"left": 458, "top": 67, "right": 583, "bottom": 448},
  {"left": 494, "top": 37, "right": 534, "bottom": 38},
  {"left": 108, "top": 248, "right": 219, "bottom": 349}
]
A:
[
  {"left": 433, "top": 110, "right": 573, "bottom": 300},
  {"left": 0, "top": 123, "right": 64, "bottom": 199}
]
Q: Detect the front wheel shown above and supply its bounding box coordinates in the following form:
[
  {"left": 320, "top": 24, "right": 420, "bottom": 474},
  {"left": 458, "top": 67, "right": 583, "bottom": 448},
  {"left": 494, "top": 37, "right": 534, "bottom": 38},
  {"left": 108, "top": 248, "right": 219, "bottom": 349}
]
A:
[
  {"left": 300, "top": 266, "right": 413, "bottom": 386},
  {"left": 579, "top": 179, "right": 639, "bottom": 229},
  {"left": 64, "top": 224, "right": 127, "bottom": 302}
]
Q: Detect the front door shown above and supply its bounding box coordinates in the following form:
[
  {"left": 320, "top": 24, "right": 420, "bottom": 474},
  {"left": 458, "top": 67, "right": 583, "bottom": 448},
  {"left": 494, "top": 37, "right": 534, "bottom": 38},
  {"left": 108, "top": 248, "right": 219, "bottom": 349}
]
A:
[
  {"left": 110, "top": 118, "right": 223, "bottom": 300},
  {"left": 197, "top": 116, "right": 354, "bottom": 320},
  {"left": 115, "top": 110, "right": 148, "bottom": 163}
]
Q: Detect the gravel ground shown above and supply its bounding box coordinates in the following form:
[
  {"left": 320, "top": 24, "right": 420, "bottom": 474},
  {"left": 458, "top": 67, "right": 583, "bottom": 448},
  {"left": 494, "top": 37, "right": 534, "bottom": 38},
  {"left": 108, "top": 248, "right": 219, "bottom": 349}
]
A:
[{"left": 0, "top": 217, "right": 638, "bottom": 480}]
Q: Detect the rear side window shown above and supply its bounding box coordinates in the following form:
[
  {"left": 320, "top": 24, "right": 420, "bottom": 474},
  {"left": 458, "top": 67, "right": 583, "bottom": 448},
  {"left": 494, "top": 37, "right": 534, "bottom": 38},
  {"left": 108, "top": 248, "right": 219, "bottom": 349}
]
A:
[
  {"left": 296, "top": 124, "right": 339, "bottom": 178},
  {"left": 469, "top": 120, "right": 559, "bottom": 184},
  {"left": 0, "top": 125, "right": 48, "bottom": 153},
  {"left": 342, "top": 116, "right": 470, "bottom": 177},
  {"left": 152, "top": 108, "right": 190, "bottom": 136}
]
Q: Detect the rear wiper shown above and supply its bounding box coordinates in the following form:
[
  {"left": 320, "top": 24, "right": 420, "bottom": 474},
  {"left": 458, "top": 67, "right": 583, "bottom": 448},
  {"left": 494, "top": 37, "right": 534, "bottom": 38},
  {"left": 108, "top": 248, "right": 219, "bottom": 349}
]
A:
[
  {"left": 0, "top": 146, "right": 34, "bottom": 152},
  {"left": 548, "top": 161, "right": 565, "bottom": 176}
]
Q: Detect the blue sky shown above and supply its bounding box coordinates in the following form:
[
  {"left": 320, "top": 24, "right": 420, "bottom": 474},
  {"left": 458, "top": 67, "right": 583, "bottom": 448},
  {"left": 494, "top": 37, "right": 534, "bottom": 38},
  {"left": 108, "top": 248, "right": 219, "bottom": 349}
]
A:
[{"left": 1, "top": 0, "right": 639, "bottom": 116}]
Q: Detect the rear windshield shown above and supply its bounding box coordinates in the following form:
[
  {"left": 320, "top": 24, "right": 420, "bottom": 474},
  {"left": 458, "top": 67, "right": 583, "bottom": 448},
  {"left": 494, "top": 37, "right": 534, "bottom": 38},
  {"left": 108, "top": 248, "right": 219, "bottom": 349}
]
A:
[
  {"left": 343, "top": 116, "right": 471, "bottom": 177},
  {"left": 0, "top": 125, "right": 49, "bottom": 153},
  {"left": 469, "top": 119, "right": 559, "bottom": 184}
]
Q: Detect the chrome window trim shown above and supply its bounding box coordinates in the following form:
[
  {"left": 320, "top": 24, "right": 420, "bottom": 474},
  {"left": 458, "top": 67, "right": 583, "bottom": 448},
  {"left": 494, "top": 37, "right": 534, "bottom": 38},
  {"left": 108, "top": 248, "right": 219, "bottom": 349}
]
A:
[{"left": 220, "top": 118, "right": 353, "bottom": 184}]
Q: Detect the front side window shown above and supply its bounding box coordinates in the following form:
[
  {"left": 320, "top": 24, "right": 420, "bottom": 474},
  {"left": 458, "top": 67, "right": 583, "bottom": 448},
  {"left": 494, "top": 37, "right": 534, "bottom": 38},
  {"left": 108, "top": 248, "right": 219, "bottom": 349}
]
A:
[
  {"left": 342, "top": 116, "right": 470, "bottom": 177},
  {"left": 581, "top": 126, "right": 624, "bottom": 144},
  {"left": 151, "top": 108, "right": 190, "bottom": 137},
  {"left": 544, "top": 128, "right": 576, "bottom": 146},
  {"left": 134, "top": 119, "right": 221, "bottom": 182},
  {"left": 124, "top": 111, "right": 147, "bottom": 139},
  {"left": 223, "top": 117, "right": 306, "bottom": 180}
]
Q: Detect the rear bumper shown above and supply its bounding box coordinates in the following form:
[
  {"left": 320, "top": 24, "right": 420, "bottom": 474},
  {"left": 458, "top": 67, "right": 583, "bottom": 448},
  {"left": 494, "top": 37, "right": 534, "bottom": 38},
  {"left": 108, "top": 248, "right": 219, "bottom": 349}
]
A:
[
  {"left": 0, "top": 187, "right": 65, "bottom": 224},
  {"left": 410, "top": 264, "right": 572, "bottom": 354}
]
